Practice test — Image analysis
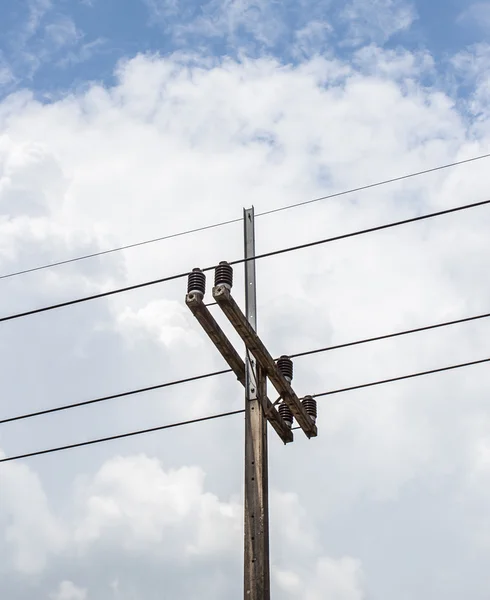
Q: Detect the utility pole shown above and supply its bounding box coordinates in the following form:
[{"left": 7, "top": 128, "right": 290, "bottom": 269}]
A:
[
  {"left": 185, "top": 207, "right": 318, "bottom": 599},
  {"left": 243, "top": 207, "right": 269, "bottom": 599}
]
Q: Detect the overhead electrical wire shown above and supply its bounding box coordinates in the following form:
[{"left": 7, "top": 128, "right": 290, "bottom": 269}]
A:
[
  {"left": 312, "top": 357, "right": 490, "bottom": 398},
  {"left": 257, "top": 152, "right": 490, "bottom": 217},
  {"left": 288, "top": 310, "right": 490, "bottom": 359},
  {"left": 1, "top": 356, "right": 489, "bottom": 463},
  {"left": 0, "top": 410, "right": 245, "bottom": 463},
  {"left": 1, "top": 197, "right": 490, "bottom": 324},
  {"left": 0, "top": 217, "right": 243, "bottom": 281},
  {"left": 0, "top": 368, "right": 232, "bottom": 425},
  {"left": 2, "top": 309, "right": 490, "bottom": 425},
  {"left": 1, "top": 152, "right": 489, "bottom": 282}
]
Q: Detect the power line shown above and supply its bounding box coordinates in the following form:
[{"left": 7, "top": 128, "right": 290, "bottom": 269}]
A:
[
  {"left": 232, "top": 197, "right": 490, "bottom": 267},
  {"left": 0, "top": 368, "right": 232, "bottom": 425},
  {"left": 258, "top": 152, "right": 490, "bottom": 217},
  {"left": 289, "top": 310, "right": 490, "bottom": 359},
  {"left": 2, "top": 152, "right": 489, "bottom": 282},
  {"left": 1, "top": 197, "right": 489, "bottom": 324},
  {"left": 313, "top": 357, "right": 490, "bottom": 398},
  {"left": 0, "top": 218, "right": 242, "bottom": 281},
  {"left": 0, "top": 267, "right": 191, "bottom": 323},
  {"left": 0, "top": 410, "right": 245, "bottom": 464},
  {"left": 1, "top": 356, "right": 489, "bottom": 463},
  {"left": 2, "top": 309, "right": 490, "bottom": 426}
]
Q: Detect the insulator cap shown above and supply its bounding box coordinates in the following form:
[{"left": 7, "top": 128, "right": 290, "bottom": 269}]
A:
[
  {"left": 214, "top": 261, "right": 233, "bottom": 289},
  {"left": 277, "top": 355, "right": 293, "bottom": 382},
  {"left": 301, "top": 395, "right": 317, "bottom": 423},
  {"left": 278, "top": 403, "right": 293, "bottom": 429},
  {"left": 187, "top": 268, "right": 206, "bottom": 296}
]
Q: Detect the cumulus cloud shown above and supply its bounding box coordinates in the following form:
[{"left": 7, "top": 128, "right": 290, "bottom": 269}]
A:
[
  {"left": 0, "top": 455, "right": 65, "bottom": 573},
  {"left": 0, "top": 451, "right": 365, "bottom": 598},
  {"left": 74, "top": 455, "right": 241, "bottom": 557},
  {"left": 0, "top": 14, "right": 490, "bottom": 600}
]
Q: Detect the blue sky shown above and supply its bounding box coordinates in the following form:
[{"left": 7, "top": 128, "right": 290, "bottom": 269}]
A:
[{"left": 0, "top": 0, "right": 488, "bottom": 98}]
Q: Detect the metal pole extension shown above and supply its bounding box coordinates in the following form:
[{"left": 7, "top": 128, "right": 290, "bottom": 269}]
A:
[{"left": 243, "top": 207, "right": 270, "bottom": 600}]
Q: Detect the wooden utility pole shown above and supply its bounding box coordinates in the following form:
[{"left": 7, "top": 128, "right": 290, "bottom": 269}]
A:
[
  {"left": 184, "top": 207, "right": 318, "bottom": 600},
  {"left": 243, "top": 207, "right": 270, "bottom": 599}
]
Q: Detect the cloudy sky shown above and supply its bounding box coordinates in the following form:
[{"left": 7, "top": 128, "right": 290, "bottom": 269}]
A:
[{"left": 1, "top": 0, "right": 490, "bottom": 598}]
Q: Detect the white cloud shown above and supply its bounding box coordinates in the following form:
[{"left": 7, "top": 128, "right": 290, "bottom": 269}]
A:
[
  {"left": 45, "top": 17, "right": 82, "bottom": 49},
  {"left": 1, "top": 41, "right": 490, "bottom": 599},
  {"left": 143, "top": 0, "right": 335, "bottom": 53},
  {"left": 50, "top": 581, "right": 87, "bottom": 600},
  {"left": 0, "top": 139, "right": 68, "bottom": 217},
  {"left": 171, "top": 0, "right": 288, "bottom": 48},
  {"left": 2, "top": 0, "right": 98, "bottom": 82},
  {"left": 451, "top": 44, "right": 490, "bottom": 132},
  {"left": 452, "top": 43, "right": 490, "bottom": 80},
  {"left": 59, "top": 38, "right": 106, "bottom": 67},
  {"left": 271, "top": 490, "right": 319, "bottom": 555},
  {"left": 0, "top": 449, "right": 365, "bottom": 598},
  {"left": 458, "top": 2, "right": 490, "bottom": 33},
  {"left": 74, "top": 455, "right": 241, "bottom": 557},
  {"left": 306, "top": 557, "right": 365, "bottom": 600},
  {"left": 25, "top": 0, "right": 53, "bottom": 38},
  {"left": 276, "top": 557, "right": 365, "bottom": 600},
  {"left": 271, "top": 489, "right": 365, "bottom": 598},
  {"left": 340, "top": 0, "right": 416, "bottom": 45},
  {"left": 0, "top": 53, "right": 14, "bottom": 87},
  {"left": 144, "top": 0, "right": 180, "bottom": 20},
  {"left": 116, "top": 300, "right": 203, "bottom": 349},
  {"left": 293, "top": 21, "right": 333, "bottom": 58},
  {"left": 0, "top": 453, "right": 66, "bottom": 573},
  {"left": 353, "top": 44, "right": 434, "bottom": 80}
]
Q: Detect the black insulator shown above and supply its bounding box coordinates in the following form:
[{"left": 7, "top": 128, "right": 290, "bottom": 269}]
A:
[
  {"left": 277, "top": 355, "right": 293, "bottom": 382},
  {"left": 302, "top": 395, "right": 317, "bottom": 423},
  {"left": 278, "top": 403, "right": 293, "bottom": 429},
  {"left": 214, "top": 261, "right": 233, "bottom": 289},
  {"left": 187, "top": 268, "right": 206, "bottom": 295}
]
